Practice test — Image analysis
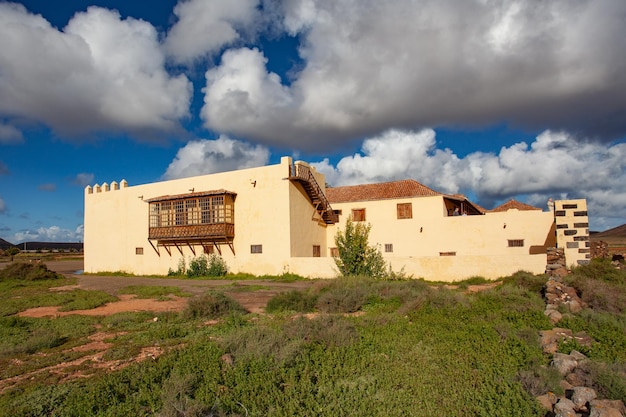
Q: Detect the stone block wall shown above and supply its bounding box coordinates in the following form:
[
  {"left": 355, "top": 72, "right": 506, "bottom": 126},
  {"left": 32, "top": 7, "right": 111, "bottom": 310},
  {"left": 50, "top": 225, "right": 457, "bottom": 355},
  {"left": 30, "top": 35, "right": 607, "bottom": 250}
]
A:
[{"left": 554, "top": 199, "right": 590, "bottom": 266}]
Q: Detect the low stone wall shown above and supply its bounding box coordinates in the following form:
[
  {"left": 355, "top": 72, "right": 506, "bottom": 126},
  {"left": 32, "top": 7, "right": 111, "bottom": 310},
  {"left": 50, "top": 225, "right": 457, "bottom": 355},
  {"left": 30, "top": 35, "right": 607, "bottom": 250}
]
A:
[
  {"left": 546, "top": 247, "right": 568, "bottom": 278},
  {"left": 538, "top": 272, "right": 626, "bottom": 417},
  {"left": 591, "top": 241, "right": 610, "bottom": 259}
]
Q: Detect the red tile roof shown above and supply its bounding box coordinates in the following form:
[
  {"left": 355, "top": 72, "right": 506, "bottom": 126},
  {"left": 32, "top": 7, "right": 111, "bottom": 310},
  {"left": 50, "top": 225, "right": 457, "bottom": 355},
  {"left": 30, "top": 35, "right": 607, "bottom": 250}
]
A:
[
  {"left": 325, "top": 179, "right": 441, "bottom": 203},
  {"left": 489, "top": 199, "right": 541, "bottom": 212}
]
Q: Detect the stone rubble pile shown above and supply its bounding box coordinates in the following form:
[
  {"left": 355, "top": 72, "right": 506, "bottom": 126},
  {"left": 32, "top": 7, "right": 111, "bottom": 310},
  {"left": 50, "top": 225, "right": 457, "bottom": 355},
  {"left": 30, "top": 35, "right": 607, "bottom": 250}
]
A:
[
  {"left": 546, "top": 248, "right": 569, "bottom": 278},
  {"left": 537, "top": 254, "right": 625, "bottom": 417}
]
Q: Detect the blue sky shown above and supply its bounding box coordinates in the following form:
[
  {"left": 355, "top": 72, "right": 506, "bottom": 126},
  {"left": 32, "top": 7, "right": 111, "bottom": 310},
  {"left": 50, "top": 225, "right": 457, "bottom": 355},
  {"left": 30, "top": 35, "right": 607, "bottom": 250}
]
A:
[{"left": 1, "top": 0, "right": 626, "bottom": 243}]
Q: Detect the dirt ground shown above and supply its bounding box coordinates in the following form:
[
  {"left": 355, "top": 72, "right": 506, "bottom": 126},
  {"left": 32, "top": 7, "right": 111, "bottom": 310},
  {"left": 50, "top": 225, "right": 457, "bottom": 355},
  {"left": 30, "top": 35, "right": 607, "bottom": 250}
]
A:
[{"left": 14, "top": 259, "right": 318, "bottom": 317}]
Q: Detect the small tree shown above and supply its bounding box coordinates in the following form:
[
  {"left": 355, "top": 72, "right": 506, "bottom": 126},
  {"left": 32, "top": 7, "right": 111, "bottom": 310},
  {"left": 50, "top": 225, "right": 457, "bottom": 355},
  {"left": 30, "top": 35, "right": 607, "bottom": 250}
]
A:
[
  {"left": 6, "top": 247, "right": 20, "bottom": 262},
  {"left": 334, "top": 217, "right": 386, "bottom": 278}
]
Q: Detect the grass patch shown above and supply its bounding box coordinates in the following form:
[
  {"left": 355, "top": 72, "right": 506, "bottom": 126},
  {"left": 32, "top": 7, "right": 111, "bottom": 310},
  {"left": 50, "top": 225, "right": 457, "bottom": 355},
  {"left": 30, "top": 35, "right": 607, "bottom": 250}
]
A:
[
  {"left": 0, "top": 262, "right": 64, "bottom": 281},
  {"left": 118, "top": 285, "right": 192, "bottom": 300},
  {"left": 2, "top": 268, "right": 626, "bottom": 416},
  {"left": 266, "top": 290, "right": 318, "bottom": 313},
  {"left": 182, "top": 291, "right": 248, "bottom": 320}
]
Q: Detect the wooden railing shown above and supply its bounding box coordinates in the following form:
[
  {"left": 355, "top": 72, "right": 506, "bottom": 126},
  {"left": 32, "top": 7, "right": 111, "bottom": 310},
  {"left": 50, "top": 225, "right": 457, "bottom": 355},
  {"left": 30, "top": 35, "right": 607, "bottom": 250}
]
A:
[
  {"left": 149, "top": 223, "right": 234, "bottom": 241},
  {"left": 289, "top": 163, "right": 338, "bottom": 224}
]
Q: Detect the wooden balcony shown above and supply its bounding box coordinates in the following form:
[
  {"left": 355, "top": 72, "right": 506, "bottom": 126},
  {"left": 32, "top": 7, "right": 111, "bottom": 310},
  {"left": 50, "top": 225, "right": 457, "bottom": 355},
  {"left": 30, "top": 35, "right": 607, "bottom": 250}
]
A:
[{"left": 149, "top": 223, "right": 234, "bottom": 241}]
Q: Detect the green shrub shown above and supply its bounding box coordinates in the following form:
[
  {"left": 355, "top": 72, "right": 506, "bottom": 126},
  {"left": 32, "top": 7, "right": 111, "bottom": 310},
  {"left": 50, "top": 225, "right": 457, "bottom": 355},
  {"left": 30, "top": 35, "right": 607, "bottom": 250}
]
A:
[
  {"left": 266, "top": 290, "right": 318, "bottom": 313},
  {"left": 516, "top": 363, "right": 564, "bottom": 396},
  {"left": 334, "top": 217, "right": 387, "bottom": 278},
  {"left": 316, "top": 276, "right": 373, "bottom": 313},
  {"left": 167, "top": 258, "right": 185, "bottom": 276},
  {"left": 566, "top": 274, "right": 626, "bottom": 314},
  {"left": 570, "top": 258, "right": 626, "bottom": 283},
  {"left": 182, "top": 291, "right": 247, "bottom": 319},
  {"left": 0, "top": 262, "right": 63, "bottom": 281},
  {"left": 501, "top": 270, "right": 547, "bottom": 294},
  {"left": 185, "top": 254, "right": 228, "bottom": 278},
  {"left": 186, "top": 256, "right": 209, "bottom": 278},
  {"left": 221, "top": 325, "right": 304, "bottom": 363},
  {"left": 206, "top": 254, "right": 228, "bottom": 277},
  {"left": 284, "top": 315, "right": 359, "bottom": 348}
]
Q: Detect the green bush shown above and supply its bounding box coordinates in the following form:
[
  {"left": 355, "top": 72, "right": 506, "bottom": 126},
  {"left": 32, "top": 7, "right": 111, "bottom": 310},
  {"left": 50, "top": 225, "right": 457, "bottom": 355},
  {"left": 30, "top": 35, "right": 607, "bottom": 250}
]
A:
[
  {"left": 566, "top": 274, "right": 626, "bottom": 314},
  {"left": 167, "top": 258, "right": 185, "bottom": 276},
  {"left": 182, "top": 291, "right": 247, "bottom": 319},
  {"left": 266, "top": 290, "right": 318, "bottom": 313},
  {"left": 186, "top": 256, "right": 209, "bottom": 278},
  {"left": 185, "top": 254, "right": 228, "bottom": 278},
  {"left": 316, "top": 276, "right": 373, "bottom": 313},
  {"left": 570, "top": 258, "right": 626, "bottom": 284},
  {"left": 0, "top": 262, "right": 63, "bottom": 281},
  {"left": 334, "top": 217, "right": 387, "bottom": 278},
  {"left": 501, "top": 270, "right": 547, "bottom": 294}
]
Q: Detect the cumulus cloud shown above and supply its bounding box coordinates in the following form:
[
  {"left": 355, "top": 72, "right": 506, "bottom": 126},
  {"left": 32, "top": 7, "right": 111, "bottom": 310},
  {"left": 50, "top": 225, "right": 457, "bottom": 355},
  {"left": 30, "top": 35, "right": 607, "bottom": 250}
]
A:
[
  {"left": 163, "top": 135, "right": 270, "bottom": 179},
  {"left": 72, "top": 173, "right": 95, "bottom": 187},
  {"left": 38, "top": 183, "right": 56, "bottom": 192},
  {"left": 0, "top": 122, "right": 23, "bottom": 143},
  {"left": 12, "top": 225, "right": 84, "bottom": 243},
  {"left": 164, "top": 0, "right": 259, "bottom": 63},
  {"left": 202, "top": 48, "right": 295, "bottom": 137},
  {"left": 312, "top": 129, "right": 626, "bottom": 230},
  {"left": 201, "top": 0, "right": 626, "bottom": 148},
  {"left": 0, "top": 3, "right": 191, "bottom": 139}
]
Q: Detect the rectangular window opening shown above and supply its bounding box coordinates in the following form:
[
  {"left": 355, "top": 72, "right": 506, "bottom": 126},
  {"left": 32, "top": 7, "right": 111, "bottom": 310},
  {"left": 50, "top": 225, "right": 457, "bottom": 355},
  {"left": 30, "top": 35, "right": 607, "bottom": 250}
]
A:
[
  {"left": 251, "top": 244, "right": 262, "bottom": 254},
  {"left": 439, "top": 251, "right": 456, "bottom": 256},
  {"left": 397, "top": 203, "right": 413, "bottom": 219},
  {"left": 135, "top": 247, "right": 144, "bottom": 255},
  {"left": 508, "top": 239, "right": 524, "bottom": 247},
  {"left": 313, "top": 245, "right": 321, "bottom": 257},
  {"left": 330, "top": 247, "right": 339, "bottom": 257},
  {"left": 384, "top": 243, "right": 393, "bottom": 253},
  {"left": 352, "top": 208, "right": 366, "bottom": 222}
]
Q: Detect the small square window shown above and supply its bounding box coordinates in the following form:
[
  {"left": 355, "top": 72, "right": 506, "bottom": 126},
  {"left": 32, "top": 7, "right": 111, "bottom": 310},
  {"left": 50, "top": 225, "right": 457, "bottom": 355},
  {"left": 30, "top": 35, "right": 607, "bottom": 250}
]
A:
[
  {"left": 352, "top": 208, "right": 366, "bottom": 222},
  {"left": 330, "top": 247, "right": 339, "bottom": 257},
  {"left": 313, "top": 245, "right": 321, "bottom": 257},
  {"left": 251, "top": 244, "right": 262, "bottom": 254},
  {"left": 135, "top": 247, "right": 144, "bottom": 255},
  {"left": 397, "top": 203, "right": 412, "bottom": 219},
  {"left": 384, "top": 243, "right": 393, "bottom": 253},
  {"left": 508, "top": 239, "right": 524, "bottom": 247}
]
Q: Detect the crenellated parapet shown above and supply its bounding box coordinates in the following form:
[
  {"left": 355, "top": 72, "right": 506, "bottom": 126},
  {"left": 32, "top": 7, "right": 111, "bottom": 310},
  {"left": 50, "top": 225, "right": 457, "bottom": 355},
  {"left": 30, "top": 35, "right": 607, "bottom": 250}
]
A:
[{"left": 85, "top": 179, "right": 128, "bottom": 194}]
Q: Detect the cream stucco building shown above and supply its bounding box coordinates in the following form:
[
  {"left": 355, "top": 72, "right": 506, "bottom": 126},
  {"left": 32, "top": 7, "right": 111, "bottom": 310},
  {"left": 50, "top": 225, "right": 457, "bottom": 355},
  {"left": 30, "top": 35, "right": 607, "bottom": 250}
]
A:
[{"left": 84, "top": 157, "right": 588, "bottom": 281}]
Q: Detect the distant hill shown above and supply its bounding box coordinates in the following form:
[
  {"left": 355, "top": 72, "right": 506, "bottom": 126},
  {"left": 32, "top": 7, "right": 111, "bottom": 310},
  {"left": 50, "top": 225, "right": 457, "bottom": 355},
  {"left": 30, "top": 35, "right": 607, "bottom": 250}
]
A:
[
  {"left": 0, "top": 238, "right": 15, "bottom": 250},
  {"left": 592, "top": 224, "right": 626, "bottom": 239}
]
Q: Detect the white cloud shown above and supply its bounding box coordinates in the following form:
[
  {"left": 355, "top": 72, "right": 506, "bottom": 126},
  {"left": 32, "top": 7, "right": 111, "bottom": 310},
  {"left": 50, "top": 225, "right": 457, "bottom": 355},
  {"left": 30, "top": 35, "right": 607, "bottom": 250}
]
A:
[
  {"left": 0, "top": 122, "right": 23, "bottom": 143},
  {"left": 13, "top": 224, "right": 83, "bottom": 243},
  {"left": 163, "top": 135, "right": 270, "bottom": 179},
  {"left": 0, "top": 4, "right": 192, "bottom": 138},
  {"left": 164, "top": 0, "right": 259, "bottom": 63},
  {"left": 73, "top": 173, "right": 95, "bottom": 187},
  {"left": 200, "top": 0, "right": 626, "bottom": 148},
  {"left": 202, "top": 48, "right": 295, "bottom": 138},
  {"left": 312, "top": 129, "right": 626, "bottom": 230}
]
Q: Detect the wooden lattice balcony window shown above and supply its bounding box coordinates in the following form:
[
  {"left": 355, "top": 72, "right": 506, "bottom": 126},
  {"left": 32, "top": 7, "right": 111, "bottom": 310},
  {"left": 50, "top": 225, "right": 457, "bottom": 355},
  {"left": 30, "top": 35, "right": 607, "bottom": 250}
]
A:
[{"left": 147, "top": 190, "right": 236, "bottom": 241}]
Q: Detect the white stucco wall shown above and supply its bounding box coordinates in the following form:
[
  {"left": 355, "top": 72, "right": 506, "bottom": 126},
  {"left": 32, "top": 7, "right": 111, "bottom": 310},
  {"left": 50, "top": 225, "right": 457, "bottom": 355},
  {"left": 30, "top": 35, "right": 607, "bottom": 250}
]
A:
[
  {"left": 85, "top": 156, "right": 567, "bottom": 282},
  {"left": 326, "top": 197, "right": 556, "bottom": 281}
]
